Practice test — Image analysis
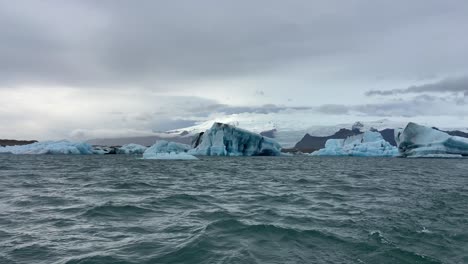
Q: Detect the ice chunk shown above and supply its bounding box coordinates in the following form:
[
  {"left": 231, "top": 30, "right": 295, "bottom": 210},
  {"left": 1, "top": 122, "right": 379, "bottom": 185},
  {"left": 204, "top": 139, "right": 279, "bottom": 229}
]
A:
[
  {"left": 142, "top": 152, "right": 198, "bottom": 160},
  {"left": 0, "top": 140, "right": 99, "bottom": 155},
  {"left": 188, "top": 122, "right": 282, "bottom": 156},
  {"left": 311, "top": 131, "right": 398, "bottom": 157},
  {"left": 144, "top": 140, "right": 191, "bottom": 154},
  {"left": 142, "top": 140, "right": 197, "bottom": 160},
  {"left": 395, "top": 122, "right": 468, "bottom": 158},
  {"left": 117, "top": 143, "right": 147, "bottom": 155}
]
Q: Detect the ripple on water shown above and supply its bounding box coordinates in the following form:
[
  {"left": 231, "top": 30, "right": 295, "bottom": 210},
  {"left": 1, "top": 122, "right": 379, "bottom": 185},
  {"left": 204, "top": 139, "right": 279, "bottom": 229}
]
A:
[{"left": 82, "top": 202, "right": 155, "bottom": 218}]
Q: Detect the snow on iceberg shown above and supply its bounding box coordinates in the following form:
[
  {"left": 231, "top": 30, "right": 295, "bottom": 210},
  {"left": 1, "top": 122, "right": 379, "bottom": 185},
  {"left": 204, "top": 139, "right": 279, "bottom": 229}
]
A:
[
  {"left": 0, "top": 140, "right": 99, "bottom": 155},
  {"left": 311, "top": 131, "right": 398, "bottom": 157},
  {"left": 395, "top": 122, "right": 468, "bottom": 158},
  {"left": 117, "top": 143, "right": 147, "bottom": 155},
  {"left": 142, "top": 140, "right": 198, "bottom": 160},
  {"left": 188, "top": 122, "right": 282, "bottom": 156}
]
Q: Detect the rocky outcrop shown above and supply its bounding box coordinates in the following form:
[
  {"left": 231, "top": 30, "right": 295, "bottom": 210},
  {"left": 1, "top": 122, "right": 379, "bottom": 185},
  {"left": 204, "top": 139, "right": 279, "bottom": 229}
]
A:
[{"left": 0, "top": 139, "right": 37, "bottom": 147}]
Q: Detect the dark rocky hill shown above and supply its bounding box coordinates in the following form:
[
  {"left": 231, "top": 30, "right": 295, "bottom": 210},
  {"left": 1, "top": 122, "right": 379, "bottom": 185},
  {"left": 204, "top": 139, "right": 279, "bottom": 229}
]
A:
[
  {"left": 433, "top": 127, "right": 468, "bottom": 138},
  {"left": 0, "top": 139, "right": 37, "bottom": 147},
  {"left": 293, "top": 128, "right": 361, "bottom": 153},
  {"left": 378, "top": 129, "right": 397, "bottom": 146}
]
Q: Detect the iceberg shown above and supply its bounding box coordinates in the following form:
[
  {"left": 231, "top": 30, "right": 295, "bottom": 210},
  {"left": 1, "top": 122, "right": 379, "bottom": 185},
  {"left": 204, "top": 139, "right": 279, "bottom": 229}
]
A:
[
  {"left": 395, "top": 122, "right": 468, "bottom": 158},
  {"left": 0, "top": 140, "right": 99, "bottom": 155},
  {"left": 117, "top": 143, "right": 147, "bottom": 155},
  {"left": 311, "top": 131, "right": 398, "bottom": 157},
  {"left": 142, "top": 140, "right": 198, "bottom": 160},
  {"left": 188, "top": 122, "right": 282, "bottom": 156}
]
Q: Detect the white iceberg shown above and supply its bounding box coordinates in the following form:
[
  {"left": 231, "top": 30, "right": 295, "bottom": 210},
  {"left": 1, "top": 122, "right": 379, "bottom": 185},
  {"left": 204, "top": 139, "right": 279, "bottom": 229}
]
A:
[
  {"left": 395, "top": 122, "right": 468, "bottom": 158},
  {"left": 142, "top": 140, "right": 198, "bottom": 160},
  {"left": 117, "top": 143, "right": 147, "bottom": 155},
  {"left": 0, "top": 140, "right": 99, "bottom": 155},
  {"left": 311, "top": 131, "right": 398, "bottom": 157},
  {"left": 188, "top": 122, "right": 282, "bottom": 156}
]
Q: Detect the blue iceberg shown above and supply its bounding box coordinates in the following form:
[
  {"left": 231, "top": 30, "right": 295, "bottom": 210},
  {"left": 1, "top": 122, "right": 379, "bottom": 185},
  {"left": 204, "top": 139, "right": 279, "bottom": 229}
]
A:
[
  {"left": 311, "top": 131, "right": 398, "bottom": 157},
  {"left": 117, "top": 143, "right": 147, "bottom": 155},
  {"left": 395, "top": 122, "right": 468, "bottom": 158},
  {"left": 142, "top": 140, "right": 198, "bottom": 160},
  {"left": 189, "top": 122, "right": 282, "bottom": 156},
  {"left": 0, "top": 140, "right": 99, "bottom": 155}
]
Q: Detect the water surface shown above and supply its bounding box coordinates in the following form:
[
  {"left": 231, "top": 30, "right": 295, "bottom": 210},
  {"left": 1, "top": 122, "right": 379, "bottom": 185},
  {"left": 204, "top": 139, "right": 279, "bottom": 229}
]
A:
[{"left": 0, "top": 155, "right": 467, "bottom": 263}]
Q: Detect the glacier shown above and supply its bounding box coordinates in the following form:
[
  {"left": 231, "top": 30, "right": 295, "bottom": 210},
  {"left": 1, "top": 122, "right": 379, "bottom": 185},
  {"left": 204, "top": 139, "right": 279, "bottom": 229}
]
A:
[
  {"left": 188, "top": 122, "right": 282, "bottom": 156},
  {"left": 117, "top": 144, "right": 147, "bottom": 155},
  {"left": 395, "top": 122, "right": 468, "bottom": 158},
  {"left": 142, "top": 140, "right": 198, "bottom": 160},
  {"left": 311, "top": 131, "right": 398, "bottom": 157},
  {"left": 0, "top": 140, "right": 99, "bottom": 155}
]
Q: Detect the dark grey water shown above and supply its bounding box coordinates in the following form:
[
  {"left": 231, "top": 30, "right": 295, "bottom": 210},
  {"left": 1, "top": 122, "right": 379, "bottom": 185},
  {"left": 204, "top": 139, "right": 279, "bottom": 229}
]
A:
[{"left": 0, "top": 155, "right": 467, "bottom": 264}]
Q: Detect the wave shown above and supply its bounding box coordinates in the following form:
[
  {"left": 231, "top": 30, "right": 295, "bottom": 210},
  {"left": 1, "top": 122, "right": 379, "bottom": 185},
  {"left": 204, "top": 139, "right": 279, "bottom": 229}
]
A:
[
  {"left": 12, "top": 195, "right": 79, "bottom": 207},
  {"left": 147, "top": 219, "right": 349, "bottom": 263},
  {"left": 149, "top": 219, "right": 444, "bottom": 264},
  {"left": 112, "top": 181, "right": 157, "bottom": 189},
  {"left": 365, "top": 247, "right": 442, "bottom": 264},
  {"left": 81, "top": 202, "right": 154, "bottom": 218},
  {"left": 295, "top": 178, "right": 311, "bottom": 184},
  {"left": 256, "top": 193, "right": 311, "bottom": 205},
  {"left": 63, "top": 254, "right": 136, "bottom": 264},
  {"left": 203, "top": 219, "right": 342, "bottom": 240},
  {"left": 143, "top": 193, "right": 217, "bottom": 209},
  {"left": 0, "top": 229, "right": 12, "bottom": 239}
]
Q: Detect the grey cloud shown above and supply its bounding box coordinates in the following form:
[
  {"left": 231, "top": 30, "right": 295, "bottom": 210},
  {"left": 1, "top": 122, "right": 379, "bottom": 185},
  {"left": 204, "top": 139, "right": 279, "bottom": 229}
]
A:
[
  {"left": 366, "top": 76, "right": 468, "bottom": 96},
  {"left": 1, "top": 1, "right": 467, "bottom": 89},
  {"left": 3, "top": 0, "right": 468, "bottom": 140},
  {"left": 316, "top": 104, "right": 349, "bottom": 115},
  {"left": 150, "top": 119, "right": 198, "bottom": 132},
  {"left": 313, "top": 94, "right": 468, "bottom": 117},
  {"left": 185, "top": 95, "right": 468, "bottom": 119},
  {"left": 185, "top": 103, "right": 311, "bottom": 116}
]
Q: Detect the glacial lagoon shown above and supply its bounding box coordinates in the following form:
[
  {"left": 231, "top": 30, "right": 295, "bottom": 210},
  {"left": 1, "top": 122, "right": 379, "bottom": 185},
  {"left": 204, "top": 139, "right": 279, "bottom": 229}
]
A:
[{"left": 1, "top": 155, "right": 467, "bottom": 264}]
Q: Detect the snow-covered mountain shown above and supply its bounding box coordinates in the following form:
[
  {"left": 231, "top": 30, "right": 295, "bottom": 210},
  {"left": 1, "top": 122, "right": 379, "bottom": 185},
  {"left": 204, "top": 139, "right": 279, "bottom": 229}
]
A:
[
  {"left": 171, "top": 117, "right": 468, "bottom": 149},
  {"left": 171, "top": 119, "right": 408, "bottom": 148}
]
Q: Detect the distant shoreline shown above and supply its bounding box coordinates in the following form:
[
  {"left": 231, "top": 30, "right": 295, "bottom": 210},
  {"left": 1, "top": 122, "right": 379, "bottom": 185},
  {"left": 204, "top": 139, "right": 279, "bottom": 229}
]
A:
[{"left": 0, "top": 139, "right": 37, "bottom": 147}]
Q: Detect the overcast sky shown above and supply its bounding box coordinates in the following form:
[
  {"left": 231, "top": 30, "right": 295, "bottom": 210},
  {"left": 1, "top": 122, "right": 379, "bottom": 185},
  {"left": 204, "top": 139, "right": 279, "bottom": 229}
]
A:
[{"left": 1, "top": 0, "right": 468, "bottom": 139}]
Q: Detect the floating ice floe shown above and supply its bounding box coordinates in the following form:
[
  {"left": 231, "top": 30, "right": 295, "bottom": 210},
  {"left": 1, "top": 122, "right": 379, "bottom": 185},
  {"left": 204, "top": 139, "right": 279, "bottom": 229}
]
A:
[
  {"left": 311, "top": 131, "right": 398, "bottom": 157},
  {"left": 395, "top": 122, "right": 468, "bottom": 158},
  {"left": 0, "top": 140, "right": 99, "bottom": 155},
  {"left": 188, "top": 122, "right": 282, "bottom": 156},
  {"left": 117, "top": 143, "right": 147, "bottom": 155},
  {"left": 142, "top": 140, "right": 198, "bottom": 160}
]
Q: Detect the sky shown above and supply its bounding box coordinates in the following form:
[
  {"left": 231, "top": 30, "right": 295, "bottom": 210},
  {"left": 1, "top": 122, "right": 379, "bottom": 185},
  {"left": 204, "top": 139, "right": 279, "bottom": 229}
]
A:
[{"left": 1, "top": 0, "right": 468, "bottom": 140}]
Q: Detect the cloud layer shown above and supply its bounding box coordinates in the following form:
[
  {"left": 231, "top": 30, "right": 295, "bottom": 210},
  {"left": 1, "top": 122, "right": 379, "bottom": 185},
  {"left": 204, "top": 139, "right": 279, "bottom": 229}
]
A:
[
  {"left": 1, "top": 1, "right": 468, "bottom": 139},
  {"left": 1, "top": 1, "right": 468, "bottom": 90},
  {"left": 366, "top": 76, "right": 468, "bottom": 96}
]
